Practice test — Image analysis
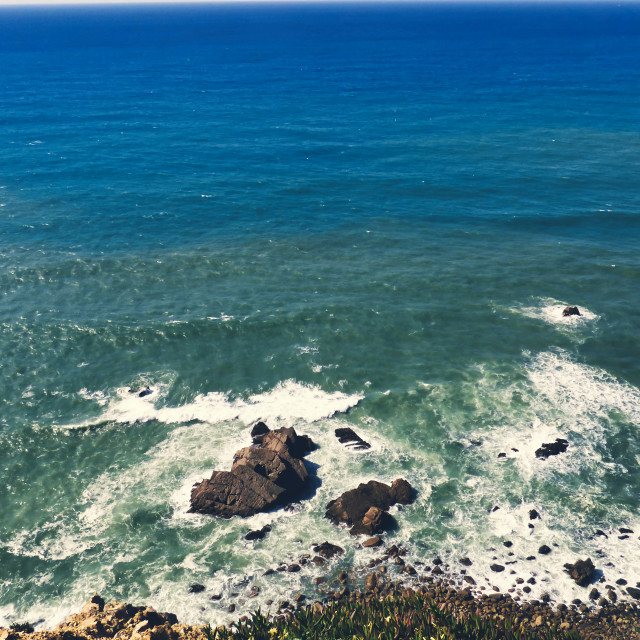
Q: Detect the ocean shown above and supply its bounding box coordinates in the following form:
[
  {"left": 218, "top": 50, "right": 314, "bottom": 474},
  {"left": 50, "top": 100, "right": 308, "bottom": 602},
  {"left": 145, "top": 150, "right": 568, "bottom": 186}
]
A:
[{"left": 1, "top": 0, "right": 640, "bottom": 627}]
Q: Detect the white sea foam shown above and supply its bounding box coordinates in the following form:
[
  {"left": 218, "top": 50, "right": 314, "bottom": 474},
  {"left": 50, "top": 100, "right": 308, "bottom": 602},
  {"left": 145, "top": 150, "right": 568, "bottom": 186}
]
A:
[
  {"left": 513, "top": 297, "right": 598, "bottom": 329},
  {"left": 13, "top": 361, "right": 640, "bottom": 626},
  {"left": 528, "top": 350, "right": 640, "bottom": 425},
  {"left": 63, "top": 379, "right": 363, "bottom": 431}
]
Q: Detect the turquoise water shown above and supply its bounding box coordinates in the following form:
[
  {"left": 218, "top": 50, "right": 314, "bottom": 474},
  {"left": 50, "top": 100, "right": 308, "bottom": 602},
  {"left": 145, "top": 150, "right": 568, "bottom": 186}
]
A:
[{"left": 1, "top": 1, "right": 640, "bottom": 626}]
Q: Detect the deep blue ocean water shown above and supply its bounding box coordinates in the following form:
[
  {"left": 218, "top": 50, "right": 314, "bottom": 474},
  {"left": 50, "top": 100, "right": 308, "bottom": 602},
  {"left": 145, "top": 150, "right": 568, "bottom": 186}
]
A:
[{"left": 1, "top": 1, "right": 640, "bottom": 626}]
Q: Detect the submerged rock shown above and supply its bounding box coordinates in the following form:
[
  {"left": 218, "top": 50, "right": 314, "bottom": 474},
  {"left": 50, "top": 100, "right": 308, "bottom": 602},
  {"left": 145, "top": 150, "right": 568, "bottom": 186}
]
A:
[
  {"left": 325, "top": 478, "right": 415, "bottom": 536},
  {"left": 189, "top": 426, "right": 316, "bottom": 518}
]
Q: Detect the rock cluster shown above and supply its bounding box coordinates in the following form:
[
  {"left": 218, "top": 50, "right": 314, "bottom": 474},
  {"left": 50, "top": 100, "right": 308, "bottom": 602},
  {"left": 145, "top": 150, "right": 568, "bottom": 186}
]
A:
[
  {"left": 325, "top": 478, "right": 415, "bottom": 535},
  {"left": 0, "top": 596, "right": 206, "bottom": 640},
  {"left": 189, "top": 426, "right": 316, "bottom": 518}
]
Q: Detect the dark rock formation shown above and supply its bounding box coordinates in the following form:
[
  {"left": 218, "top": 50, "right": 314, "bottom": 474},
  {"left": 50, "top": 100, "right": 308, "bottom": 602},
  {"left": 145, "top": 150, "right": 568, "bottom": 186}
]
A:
[
  {"left": 535, "top": 438, "right": 569, "bottom": 460},
  {"left": 325, "top": 478, "right": 415, "bottom": 536},
  {"left": 565, "top": 558, "right": 596, "bottom": 586},
  {"left": 312, "top": 541, "right": 344, "bottom": 559},
  {"left": 335, "top": 427, "right": 371, "bottom": 450},
  {"left": 245, "top": 524, "right": 272, "bottom": 541},
  {"left": 539, "top": 545, "right": 552, "bottom": 555},
  {"left": 189, "top": 426, "right": 316, "bottom": 518},
  {"left": 129, "top": 386, "right": 152, "bottom": 397},
  {"left": 563, "top": 306, "right": 581, "bottom": 317}
]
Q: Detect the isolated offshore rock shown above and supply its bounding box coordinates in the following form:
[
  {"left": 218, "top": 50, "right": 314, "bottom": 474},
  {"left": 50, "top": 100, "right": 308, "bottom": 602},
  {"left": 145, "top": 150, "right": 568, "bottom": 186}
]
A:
[
  {"left": 325, "top": 478, "right": 415, "bottom": 536},
  {"left": 535, "top": 438, "right": 569, "bottom": 460},
  {"left": 562, "top": 306, "right": 581, "bottom": 317},
  {"left": 189, "top": 426, "right": 316, "bottom": 518}
]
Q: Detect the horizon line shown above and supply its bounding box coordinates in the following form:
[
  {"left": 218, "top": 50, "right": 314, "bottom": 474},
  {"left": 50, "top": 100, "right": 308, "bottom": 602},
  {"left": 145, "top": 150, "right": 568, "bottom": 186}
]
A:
[{"left": 1, "top": 0, "right": 639, "bottom": 5}]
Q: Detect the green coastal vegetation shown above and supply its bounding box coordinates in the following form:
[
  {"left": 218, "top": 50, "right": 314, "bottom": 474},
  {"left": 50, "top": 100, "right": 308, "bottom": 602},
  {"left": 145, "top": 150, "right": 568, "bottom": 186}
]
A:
[{"left": 206, "top": 594, "right": 580, "bottom": 640}]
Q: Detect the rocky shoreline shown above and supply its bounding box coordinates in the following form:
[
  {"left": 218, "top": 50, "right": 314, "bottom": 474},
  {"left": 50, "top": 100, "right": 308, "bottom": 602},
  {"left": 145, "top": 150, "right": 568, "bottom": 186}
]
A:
[
  {"left": 3, "top": 574, "right": 640, "bottom": 640},
  {"left": 6, "top": 407, "right": 640, "bottom": 638}
]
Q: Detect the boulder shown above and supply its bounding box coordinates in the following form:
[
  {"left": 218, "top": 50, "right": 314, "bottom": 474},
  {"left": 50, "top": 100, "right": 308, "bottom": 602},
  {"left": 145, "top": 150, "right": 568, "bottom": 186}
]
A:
[
  {"left": 390, "top": 478, "right": 414, "bottom": 504},
  {"left": 565, "top": 558, "right": 596, "bottom": 587},
  {"left": 350, "top": 506, "right": 395, "bottom": 536},
  {"left": 325, "top": 478, "right": 415, "bottom": 536},
  {"left": 189, "top": 426, "right": 316, "bottom": 518},
  {"left": 562, "top": 306, "right": 581, "bottom": 317},
  {"left": 535, "top": 438, "right": 569, "bottom": 460},
  {"left": 334, "top": 427, "right": 371, "bottom": 450},
  {"left": 312, "top": 541, "right": 344, "bottom": 559},
  {"left": 627, "top": 586, "right": 640, "bottom": 599},
  {"left": 250, "top": 421, "right": 270, "bottom": 445}
]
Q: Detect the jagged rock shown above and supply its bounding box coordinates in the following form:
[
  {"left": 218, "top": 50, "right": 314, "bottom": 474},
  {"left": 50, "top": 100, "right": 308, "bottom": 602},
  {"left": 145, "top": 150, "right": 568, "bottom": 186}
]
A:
[
  {"left": 48, "top": 597, "right": 184, "bottom": 640},
  {"left": 529, "top": 509, "right": 540, "bottom": 520},
  {"left": 535, "top": 439, "right": 569, "bottom": 460},
  {"left": 335, "top": 427, "right": 371, "bottom": 450},
  {"left": 490, "top": 564, "right": 505, "bottom": 572},
  {"left": 459, "top": 557, "right": 473, "bottom": 566},
  {"left": 312, "top": 541, "right": 344, "bottom": 559},
  {"left": 565, "top": 558, "right": 596, "bottom": 586},
  {"left": 539, "top": 545, "right": 552, "bottom": 555},
  {"left": 189, "top": 466, "right": 286, "bottom": 518},
  {"left": 188, "top": 584, "right": 205, "bottom": 594},
  {"left": 189, "top": 427, "right": 316, "bottom": 518},
  {"left": 562, "top": 306, "right": 581, "bottom": 317},
  {"left": 325, "top": 478, "right": 415, "bottom": 536}
]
